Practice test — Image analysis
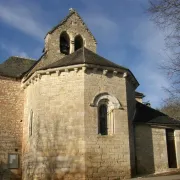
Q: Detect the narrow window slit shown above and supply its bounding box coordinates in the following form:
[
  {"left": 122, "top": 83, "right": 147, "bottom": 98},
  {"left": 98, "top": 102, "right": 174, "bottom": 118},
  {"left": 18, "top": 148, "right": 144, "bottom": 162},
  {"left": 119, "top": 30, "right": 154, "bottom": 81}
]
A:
[{"left": 98, "top": 104, "right": 108, "bottom": 135}]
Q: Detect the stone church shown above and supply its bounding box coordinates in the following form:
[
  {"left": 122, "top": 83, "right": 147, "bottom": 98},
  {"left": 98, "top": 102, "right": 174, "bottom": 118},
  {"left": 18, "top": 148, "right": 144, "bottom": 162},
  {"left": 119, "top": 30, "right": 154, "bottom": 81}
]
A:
[{"left": 0, "top": 9, "right": 180, "bottom": 180}]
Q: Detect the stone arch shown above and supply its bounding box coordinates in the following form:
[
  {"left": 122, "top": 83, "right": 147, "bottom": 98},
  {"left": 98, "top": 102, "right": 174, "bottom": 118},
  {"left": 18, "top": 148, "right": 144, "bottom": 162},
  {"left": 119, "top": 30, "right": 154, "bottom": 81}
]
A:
[
  {"left": 60, "top": 31, "right": 70, "bottom": 55},
  {"left": 91, "top": 92, "right": 122, "bottom": 135},
  {"left": 74, "top": 35, "right": 84, "bottom": 51},
  {"left": 91, "top": 92, "right": 122, "bottom": 110}
]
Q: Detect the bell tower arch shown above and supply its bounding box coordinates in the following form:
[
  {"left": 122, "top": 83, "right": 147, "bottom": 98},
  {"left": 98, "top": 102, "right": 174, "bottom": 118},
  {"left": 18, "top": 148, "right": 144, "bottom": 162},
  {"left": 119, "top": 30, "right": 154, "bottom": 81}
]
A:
[
  {"left": 60, "top": 31, "right": 70, "bottom": 55},
  {"left": 74, "top": 35, "right": 84, "bottom": 51}
]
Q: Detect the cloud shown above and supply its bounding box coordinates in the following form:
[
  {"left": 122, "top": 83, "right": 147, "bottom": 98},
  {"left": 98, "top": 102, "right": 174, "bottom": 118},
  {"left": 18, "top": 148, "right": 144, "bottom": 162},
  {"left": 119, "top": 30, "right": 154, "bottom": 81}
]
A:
[
  {"left": 0, "top": 2, "right": 49, "bottom": 40},
  {"left": 131, "top": 18, "right": 170, "bottom": 107},
  {"left": 83, "top": 13, "right": 119, "bottom": 45},
  {"left": 80, "top": 0, "right": 120, "bottom": 45},
  {"left": 0, "top": 42, "right": 29, "bottom": 58},
  {"left": 0, "top": 0, "right": 170, "bottom": 107},
  {"left": 80, "top": 0, "right": 169, "bottom": 107}
]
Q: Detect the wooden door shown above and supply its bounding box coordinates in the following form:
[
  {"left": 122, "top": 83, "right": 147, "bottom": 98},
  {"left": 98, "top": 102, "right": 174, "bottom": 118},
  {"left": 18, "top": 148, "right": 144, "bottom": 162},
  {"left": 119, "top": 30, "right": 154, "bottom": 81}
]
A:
[{"left": 166, "top": 129, "right": 177, "bottom": 168}]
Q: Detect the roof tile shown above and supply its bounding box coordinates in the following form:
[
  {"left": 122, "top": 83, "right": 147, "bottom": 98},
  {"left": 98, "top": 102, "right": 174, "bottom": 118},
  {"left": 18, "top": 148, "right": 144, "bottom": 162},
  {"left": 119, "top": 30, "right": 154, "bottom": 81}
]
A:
[
  {"left": 134, "top": 101, "right": 180, "bottom": 126},
  {"left": 0, "top": 57, "right": 36, "bottom": 78}
]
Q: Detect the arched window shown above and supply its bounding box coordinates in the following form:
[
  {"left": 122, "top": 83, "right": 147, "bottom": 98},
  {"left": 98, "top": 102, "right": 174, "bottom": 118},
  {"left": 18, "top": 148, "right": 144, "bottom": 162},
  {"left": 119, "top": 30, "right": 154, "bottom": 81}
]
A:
[
  {"left": 98, "top": 104, "right": 108, "bottom": 135},
  {"left": 74, "top": 35, "right": 83, "bottom": 51},
  {"left": 60, "top": 32, "right": 70, "bottom": 55},
  {"left": 91, "top": 93, "right": 122, "bottom": 135}
]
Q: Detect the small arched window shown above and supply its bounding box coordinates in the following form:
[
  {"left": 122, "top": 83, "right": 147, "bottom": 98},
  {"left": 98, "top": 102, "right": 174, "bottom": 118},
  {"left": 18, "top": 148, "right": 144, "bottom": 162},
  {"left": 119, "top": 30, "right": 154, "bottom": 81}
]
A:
[
  {"left": 98, "top": 104, "right": 108, "bottom": 135},
  {"left": 91, "top": 93, "right": 122, "bottom": 136},
  {"left": 60, "top": 32, "right": 70, "bottom": 55},
  {"left": 74, "top": 35, "right": 83, "bottom": 51}
]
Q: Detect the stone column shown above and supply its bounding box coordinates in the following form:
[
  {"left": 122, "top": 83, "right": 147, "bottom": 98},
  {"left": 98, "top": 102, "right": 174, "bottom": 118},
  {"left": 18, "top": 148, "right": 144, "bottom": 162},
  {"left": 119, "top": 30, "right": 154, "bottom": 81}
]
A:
[
  {"left": 175, "top": 130, "right": 180, "bottom": 168},
  {"left": 70, "top": 40, "right": 74, "bottom": 54}
]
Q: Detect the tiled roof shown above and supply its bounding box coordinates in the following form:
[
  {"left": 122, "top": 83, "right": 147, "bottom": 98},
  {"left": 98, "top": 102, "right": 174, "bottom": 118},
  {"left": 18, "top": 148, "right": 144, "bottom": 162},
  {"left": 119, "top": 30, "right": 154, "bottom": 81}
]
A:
[
  {"left": 148, "top": 116, "right": 180, "bottom": 126},
  {"left": 41, "top": 47, "right": 129, "bottom": 70},
  {"left": 134, "top": 101, "right": 180, "bottom": 126},
  {"left": 0, "top": 56, "right": 36, "bottom": 78},
  {"left": 25, "top": 47, "right": 139, "bottom": 87}
]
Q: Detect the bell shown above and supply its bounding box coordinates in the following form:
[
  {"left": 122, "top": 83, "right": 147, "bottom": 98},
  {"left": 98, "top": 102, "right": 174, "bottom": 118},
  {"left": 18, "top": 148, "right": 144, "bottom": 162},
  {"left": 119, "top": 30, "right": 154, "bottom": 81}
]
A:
[{"left": 60, "top": 43, "right": 69, "bottom": 55}]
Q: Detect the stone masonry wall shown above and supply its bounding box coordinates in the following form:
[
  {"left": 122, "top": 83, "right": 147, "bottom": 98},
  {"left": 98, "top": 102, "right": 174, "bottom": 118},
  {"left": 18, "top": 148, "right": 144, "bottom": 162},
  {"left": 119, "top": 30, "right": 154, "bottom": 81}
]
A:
[
  {"left": 84, "top": 70, "right": 132, "bottom": 179},
  {"left": 44, "top": 12, "right": 96, "bottom": 65},
  {"left": 126, "top": 80, "right": 136, "bottom": 176},
  {"left": 135, "top": 124, "right": 168, "bottom": 175},
  {"left": 0, "top": 76, "right": 24, "bottom": 180},
  {"left": 22, "top": 70, "right": 85, "bottom": 180},
  {"left": 151, "top": 127, "right": 168, "bottom": 173}
]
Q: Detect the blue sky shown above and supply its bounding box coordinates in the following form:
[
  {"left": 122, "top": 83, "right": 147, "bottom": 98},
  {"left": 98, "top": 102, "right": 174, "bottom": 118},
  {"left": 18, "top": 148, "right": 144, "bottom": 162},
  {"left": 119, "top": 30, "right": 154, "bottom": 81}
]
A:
[{"left": 0, "top": 0, "right": 170, "bottom": 108}]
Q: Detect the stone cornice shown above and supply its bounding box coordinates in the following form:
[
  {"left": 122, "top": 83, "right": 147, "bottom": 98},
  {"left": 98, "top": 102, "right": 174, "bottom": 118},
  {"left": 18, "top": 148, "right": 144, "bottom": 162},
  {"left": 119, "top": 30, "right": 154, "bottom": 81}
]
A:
[{"left": 21, "top": 64, "right": 139, "bottom": 89}]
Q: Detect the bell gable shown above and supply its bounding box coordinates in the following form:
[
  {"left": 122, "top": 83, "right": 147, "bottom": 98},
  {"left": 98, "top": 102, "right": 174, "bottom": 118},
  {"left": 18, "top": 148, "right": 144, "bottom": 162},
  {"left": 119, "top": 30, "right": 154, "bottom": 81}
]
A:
[{"left": 44, "top": 9, "right": 97, "bottom": 64}]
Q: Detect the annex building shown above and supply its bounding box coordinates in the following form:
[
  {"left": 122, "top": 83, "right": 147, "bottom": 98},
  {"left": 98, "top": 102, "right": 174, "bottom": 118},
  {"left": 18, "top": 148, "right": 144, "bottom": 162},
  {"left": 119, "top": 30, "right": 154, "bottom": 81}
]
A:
[{"left": 0, "top": 9, "right": 180, "bottom": 180}]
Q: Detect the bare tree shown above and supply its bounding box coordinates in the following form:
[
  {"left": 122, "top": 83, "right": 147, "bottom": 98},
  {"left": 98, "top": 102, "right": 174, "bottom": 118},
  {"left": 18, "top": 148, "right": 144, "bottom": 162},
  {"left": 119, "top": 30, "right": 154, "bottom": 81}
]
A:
[
  {"left": 148, "top": 0, "right": 180, "bottom": 97},
  {"left": 160, "top": 97, "right": 180, "bottom": 119}
]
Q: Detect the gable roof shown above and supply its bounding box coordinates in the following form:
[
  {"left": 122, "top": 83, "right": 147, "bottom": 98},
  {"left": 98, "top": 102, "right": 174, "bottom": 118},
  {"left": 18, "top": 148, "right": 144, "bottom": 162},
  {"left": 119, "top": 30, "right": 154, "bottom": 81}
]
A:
[
  {"left": 45, "top": 8, "right": 96, "bottom": 42},
  {"left": 134, "top": 101, "right": 180, "bottom": 126},
  {"left": 0, "top": 56, "right": 36, "bottom": 78}
]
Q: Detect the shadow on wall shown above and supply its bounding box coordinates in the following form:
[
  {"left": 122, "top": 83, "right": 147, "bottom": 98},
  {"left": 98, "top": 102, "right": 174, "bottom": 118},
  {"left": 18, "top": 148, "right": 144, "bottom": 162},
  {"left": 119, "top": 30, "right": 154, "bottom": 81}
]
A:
[
  {"left": 135, "top": 125, "right": 155, "bottom": 175},
  {"left": 22, "top": 116, "right": 127, "bottom": 180},
  {"left": 0, "top": 161, "right": 21, "bottom": 180},
  {"left": 22, "top": 117, "right": 85, "bottom": 180}
]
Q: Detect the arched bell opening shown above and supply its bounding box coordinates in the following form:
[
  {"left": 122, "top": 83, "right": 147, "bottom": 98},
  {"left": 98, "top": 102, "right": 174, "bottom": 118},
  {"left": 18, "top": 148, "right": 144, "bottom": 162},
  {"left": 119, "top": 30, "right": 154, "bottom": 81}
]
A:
[
  {"left": 60, "top": 32, "right": 70, "bottom": 55},
  {"left": 74, "top": 35, "right": 83, "bottom": 51}
]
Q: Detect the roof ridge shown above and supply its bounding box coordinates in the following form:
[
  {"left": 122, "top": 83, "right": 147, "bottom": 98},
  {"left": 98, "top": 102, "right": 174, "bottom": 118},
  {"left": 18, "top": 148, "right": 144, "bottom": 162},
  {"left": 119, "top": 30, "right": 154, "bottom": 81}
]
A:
[{"left": 12, "top": 56, "right": 36, "bottom": 61}]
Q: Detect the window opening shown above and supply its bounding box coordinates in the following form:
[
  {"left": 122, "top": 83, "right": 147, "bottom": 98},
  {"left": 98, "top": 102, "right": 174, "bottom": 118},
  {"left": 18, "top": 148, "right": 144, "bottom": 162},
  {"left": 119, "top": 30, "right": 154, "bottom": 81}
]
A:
[
  {"left": 74, "top": 35, "right": 83, "bottom": 51},
  {"left": 60, "top": 32, "right": 70, "bottom": 55},
  {"left": 98, "top": 104, "right": 108, "bottom": 135}
]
